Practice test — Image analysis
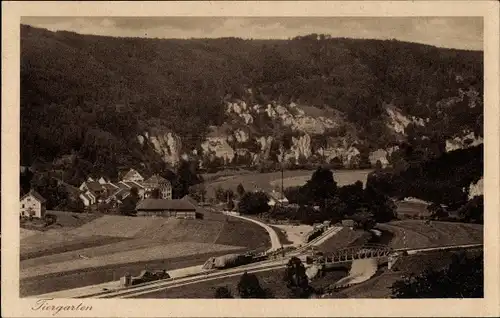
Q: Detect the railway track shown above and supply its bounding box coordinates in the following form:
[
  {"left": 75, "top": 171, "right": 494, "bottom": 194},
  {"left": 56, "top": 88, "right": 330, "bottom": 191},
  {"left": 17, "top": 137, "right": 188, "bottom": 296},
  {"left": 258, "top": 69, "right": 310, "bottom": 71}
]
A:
[{"left": 83, "top": 243, "right": 482, "bottom": 299}]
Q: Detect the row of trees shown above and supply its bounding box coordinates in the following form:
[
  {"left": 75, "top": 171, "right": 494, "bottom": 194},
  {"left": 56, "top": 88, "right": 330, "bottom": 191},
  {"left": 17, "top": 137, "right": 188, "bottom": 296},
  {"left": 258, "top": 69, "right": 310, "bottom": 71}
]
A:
[{"left": 235, "top": 166, "right": 396, "bottom": 225}]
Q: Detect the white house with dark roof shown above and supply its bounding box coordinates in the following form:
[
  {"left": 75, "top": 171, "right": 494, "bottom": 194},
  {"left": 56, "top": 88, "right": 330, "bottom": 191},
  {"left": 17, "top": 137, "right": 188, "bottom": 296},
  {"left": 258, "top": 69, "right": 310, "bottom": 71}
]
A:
[
  {"left": 267, "top": 190, "right": 289, "bottom": 207},
  {"left": 79, "top": 192, "right": 95, "bottom": 207},
  {"left": 142, "top": 174, "right": 172, "bottom": 199},
  {"left": 20, "top": 190, "right": 46, "bottom": 218},
  {"left": 122, "top": 169, "right": 144, "bottom": 183}
]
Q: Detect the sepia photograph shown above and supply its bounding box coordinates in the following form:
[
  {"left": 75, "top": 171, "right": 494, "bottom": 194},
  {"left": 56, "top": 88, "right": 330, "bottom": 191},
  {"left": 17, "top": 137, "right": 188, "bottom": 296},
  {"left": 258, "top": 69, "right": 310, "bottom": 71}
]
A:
[{"left": 2, "top": 1, "right": 500, "bottom": 317}]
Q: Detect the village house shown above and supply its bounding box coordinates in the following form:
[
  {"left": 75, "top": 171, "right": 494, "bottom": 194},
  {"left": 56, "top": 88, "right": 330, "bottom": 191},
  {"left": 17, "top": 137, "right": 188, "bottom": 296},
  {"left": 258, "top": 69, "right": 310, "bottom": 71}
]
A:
[
  {"left": 20, "top": 190, "right": 46, "bottom": 218},
  {"left": 142, "top": 174, "right": 172, "bottom": 199},
  {"left": 267, "top": 190, "right": 289, "bottom": 207},
  {"left": 79, "top": 180, "right": 106, "bottom": 197},
  {"left": 79, "top": 192, "right": 96, "bottom": 207},
  {"left": 136, "top": 198, "right": 199, "bottom": 219},
  {"left": 122, "top": 169, "right": 144, "bottom": 183}
]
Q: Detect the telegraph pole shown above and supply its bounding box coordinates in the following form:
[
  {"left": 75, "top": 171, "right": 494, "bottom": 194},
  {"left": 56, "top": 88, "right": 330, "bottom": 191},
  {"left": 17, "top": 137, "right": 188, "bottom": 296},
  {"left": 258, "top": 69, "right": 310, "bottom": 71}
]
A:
[{"left": 280, "top": 143, "right": 285, "bottom": 202}]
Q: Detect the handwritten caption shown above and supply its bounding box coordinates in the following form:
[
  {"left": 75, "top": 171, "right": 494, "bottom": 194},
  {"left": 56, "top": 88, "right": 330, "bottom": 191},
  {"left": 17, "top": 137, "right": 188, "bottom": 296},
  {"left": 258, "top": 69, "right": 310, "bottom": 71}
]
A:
[{"left": 32, "top": 298, "right": 93, "bottom": 316}]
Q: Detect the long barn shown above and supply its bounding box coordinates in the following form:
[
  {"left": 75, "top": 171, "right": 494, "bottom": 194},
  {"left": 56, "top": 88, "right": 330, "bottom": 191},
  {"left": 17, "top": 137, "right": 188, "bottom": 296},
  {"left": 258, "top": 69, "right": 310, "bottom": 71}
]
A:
[{"left": 136, "top": 198, "right": 199, "bottom": 219}]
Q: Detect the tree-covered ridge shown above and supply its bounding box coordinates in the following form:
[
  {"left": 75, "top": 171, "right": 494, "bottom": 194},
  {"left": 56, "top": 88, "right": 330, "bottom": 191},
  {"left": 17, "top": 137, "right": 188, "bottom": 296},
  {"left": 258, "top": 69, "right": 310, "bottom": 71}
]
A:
[{"left": 21, "top": 25, "right": 483, "bottom": 181}]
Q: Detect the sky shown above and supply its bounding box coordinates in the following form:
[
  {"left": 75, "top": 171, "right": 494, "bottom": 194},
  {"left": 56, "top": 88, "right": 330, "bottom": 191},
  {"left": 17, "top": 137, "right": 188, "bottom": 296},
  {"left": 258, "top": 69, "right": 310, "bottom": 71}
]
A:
[{"left": 22, "top": 17, "right": 483, "bottom": 51}]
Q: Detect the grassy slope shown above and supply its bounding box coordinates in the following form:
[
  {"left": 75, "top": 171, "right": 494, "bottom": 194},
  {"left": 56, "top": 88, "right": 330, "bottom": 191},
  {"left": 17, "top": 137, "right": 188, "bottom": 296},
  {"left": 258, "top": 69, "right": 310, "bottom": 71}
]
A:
[
  {"left": 20, "top": 249, "right": 246, "bottom": 297},
  {"left": 20, "top": 211, "right": 270, "bottom": 295},
  {"left": 269, "top": 225, "right": 294, "bottom": 245},
  {"left": 317, "top": 228, "right": 372, "bottom": 253},
  {"left": 376, "top": 220, "right": 483, "bottom": 249}
]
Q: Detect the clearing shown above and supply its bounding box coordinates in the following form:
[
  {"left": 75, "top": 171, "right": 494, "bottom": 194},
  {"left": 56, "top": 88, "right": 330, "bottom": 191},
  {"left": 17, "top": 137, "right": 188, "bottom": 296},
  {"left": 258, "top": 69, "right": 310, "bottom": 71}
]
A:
[{"left": 204, "top": 169, "right": 372, "bottom": 199}]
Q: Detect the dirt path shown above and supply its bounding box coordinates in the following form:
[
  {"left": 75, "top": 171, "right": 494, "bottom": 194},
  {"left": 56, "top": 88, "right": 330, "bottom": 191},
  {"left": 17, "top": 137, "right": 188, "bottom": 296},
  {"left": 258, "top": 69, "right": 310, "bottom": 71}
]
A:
[{"left": 224, "top": 213, "right": 281, "bottom": 252}]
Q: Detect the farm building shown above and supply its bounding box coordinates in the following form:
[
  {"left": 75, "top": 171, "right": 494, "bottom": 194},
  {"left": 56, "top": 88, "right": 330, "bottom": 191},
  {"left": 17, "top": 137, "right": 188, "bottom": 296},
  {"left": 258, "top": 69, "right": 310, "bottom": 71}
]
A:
[
  {"left": 20, "top": 190, "right": 46, "bottom": 218},
  {"left": 267, "top": 190, "right": 289, "bottom": 207},
  {"left": 136, "top": 198, "right": 199, "bottom": 219}
]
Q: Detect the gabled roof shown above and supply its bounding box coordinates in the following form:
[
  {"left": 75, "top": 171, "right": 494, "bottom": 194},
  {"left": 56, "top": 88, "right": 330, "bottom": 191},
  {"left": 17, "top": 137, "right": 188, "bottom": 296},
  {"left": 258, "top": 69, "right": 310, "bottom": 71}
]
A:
[
  {"left": 117, "top": 182, "right": 130, "bottom": 190},
  {"left": 21, "top": 190, "right": 46, "bottom": 204},
  {"left": 268, "top": 190, "right": 288, "bottom": 202},
  {"left": 123, "top": 169, "right": 143, "bottom": 180},
  {"left": 86, "top": 181, "right": 104, "bottom": 192},
  {"left": 182, "top": 195, "right": 198, "bottom": 206},
  {"left": 136, "top": 198, "right": 197, "bottom": 211},
  {"left": 124, "top": 181, "right": 144, "bottom": 189},
  {"left": 102, "top": 183, "right": 119, "bottom": 192}
]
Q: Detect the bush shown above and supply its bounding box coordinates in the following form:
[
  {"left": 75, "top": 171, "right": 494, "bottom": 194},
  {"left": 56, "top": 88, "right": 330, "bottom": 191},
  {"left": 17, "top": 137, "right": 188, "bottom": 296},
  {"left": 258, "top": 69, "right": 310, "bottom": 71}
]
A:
[
  {"left": 214, "top": 286, "right": 233, "bottom": 298},
  {"left": 238, "top": 191, "right": 270, "bottom": 215},
  {"left": 44, "top": 213, "right": 57, "bottom": 226},
  {"left": 307, "top": 228, "right": 324, "bottom": 242},
  {"left": 237, "top": 272, "right": 271, "bottom": 298},
  {"left": 391, "top": 252, "right": 483, "bottom": 298}
]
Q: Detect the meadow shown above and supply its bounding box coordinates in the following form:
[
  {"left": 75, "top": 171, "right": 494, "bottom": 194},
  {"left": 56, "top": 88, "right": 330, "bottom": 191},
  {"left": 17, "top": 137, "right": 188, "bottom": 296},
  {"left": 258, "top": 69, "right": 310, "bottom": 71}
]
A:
[{"left": 204, "top": 169, "right": 373, "bottom": 199}]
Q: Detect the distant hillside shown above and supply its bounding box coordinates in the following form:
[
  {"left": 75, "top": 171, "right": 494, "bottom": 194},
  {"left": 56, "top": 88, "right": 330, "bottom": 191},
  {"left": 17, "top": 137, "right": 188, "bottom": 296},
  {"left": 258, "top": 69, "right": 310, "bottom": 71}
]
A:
[{"left": 21, "top": 26, "right": 483, "bottom": 182}]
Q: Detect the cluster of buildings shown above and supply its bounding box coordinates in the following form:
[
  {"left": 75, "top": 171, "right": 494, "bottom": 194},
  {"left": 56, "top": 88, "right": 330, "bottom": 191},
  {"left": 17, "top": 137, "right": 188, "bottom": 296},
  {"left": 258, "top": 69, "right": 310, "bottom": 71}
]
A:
[
  {"left": 20, "top": 169, "right": 204, "bottom": 220},
  {"left": 78, "top": 169, "right": 172, "bottom": 207}
]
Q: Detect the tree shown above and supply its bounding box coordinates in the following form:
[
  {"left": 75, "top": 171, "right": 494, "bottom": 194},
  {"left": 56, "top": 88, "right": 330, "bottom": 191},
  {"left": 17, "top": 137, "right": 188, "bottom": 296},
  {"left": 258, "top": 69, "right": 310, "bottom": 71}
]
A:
[
  {"left": 301, "top": 167, "right": 337, "bottom": 207},
  {"left": 391, "top": 252, "right": 483, "bottom": 298},
  {"left": 238, "top": 191, "right": 270, "bottom": 215},
  {"left": 130, "top": 186, "right": 139, "bottom": 198},
  {"left": 20, "top": 169, "right": 34, "bottom": 196},
  {"left": 44, "top": 213, "right": 57, "bottom": 226},
  {"left": 215, "top": 186, "right": 226, "bottom": 203},
  {"left": 457, "top": 195, "right": 483, "bottom": 223},
  {"left": 214, "top": 286, "right": 234, "bottom": 298},
  {"left": 226, "top": 199, "right": 235, "bottom": 211},
  {"left": 173, "top": 159, "right": 203, "bottom": 198},
  {"left": 188, "top": 183, "right": 206, "bottom": 203},
  {"left": 283, "top": 257, "right": 313, "bottom": 298},
  {"left": 363, "top": 185, "right": 397, "bottom": 222},
  {"left": 120, "top": 188, "right": 140, "bottom": 216},
  {"left": 237, "top": 272, "right": 268, "bottom": 298},
  {"left": 427, "top": 203, "right": 447, "bottom": 220},
  {"left": 236, "top": 183, "right": 246, "bottom": 197},
  {"left": 151, "top": 188, "right": 160, "bottom": 199}
]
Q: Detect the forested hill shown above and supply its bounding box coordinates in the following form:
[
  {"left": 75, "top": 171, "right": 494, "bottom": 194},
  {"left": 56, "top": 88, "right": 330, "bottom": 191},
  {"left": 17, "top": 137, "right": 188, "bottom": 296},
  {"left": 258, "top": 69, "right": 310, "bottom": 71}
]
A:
[{"left": 21, "top": 25, "right": 483, "bottom": 183}]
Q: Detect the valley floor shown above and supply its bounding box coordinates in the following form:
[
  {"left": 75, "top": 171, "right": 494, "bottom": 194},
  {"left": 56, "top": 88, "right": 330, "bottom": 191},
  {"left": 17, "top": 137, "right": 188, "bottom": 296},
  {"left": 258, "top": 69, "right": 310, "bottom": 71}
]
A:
[{"left": 20, "top": 212, "right": 270, "bottom": 296}]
